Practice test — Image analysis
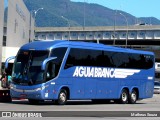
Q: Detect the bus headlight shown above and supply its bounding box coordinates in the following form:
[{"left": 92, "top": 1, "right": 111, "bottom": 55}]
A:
[
  {"left": 35, "top": 85, "right": 48, "bottom": 91},
  {"left": 35, "top": 88, "right": 42, "bottom": 91}
]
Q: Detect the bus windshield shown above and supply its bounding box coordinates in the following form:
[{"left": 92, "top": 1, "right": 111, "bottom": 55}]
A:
[{"left": 12, "top": 50, "right": 49, "bottom": 85}]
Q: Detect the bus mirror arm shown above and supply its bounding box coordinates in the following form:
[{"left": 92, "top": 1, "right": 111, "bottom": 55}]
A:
[
  {"left": 41, "top": 57, "right": 57, "bottom": 70},
  {"left": 5, "top": 56, "right": 16, "bottom": 69}
]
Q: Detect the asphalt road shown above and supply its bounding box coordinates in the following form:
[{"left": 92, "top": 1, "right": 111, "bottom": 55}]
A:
[
  {"left": 0, "top": 94, "right": 160, "bottom": 120},
  {"left": 0, "top": 94, "right": 160, "bottom": 111}
]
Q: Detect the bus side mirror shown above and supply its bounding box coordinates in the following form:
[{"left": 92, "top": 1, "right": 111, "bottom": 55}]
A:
[
  {"left": 41, "top": 57, "right": 57, "bottom": 70},
  {"left": 5, "top": 56, "right": 15, "bottom": 69}
]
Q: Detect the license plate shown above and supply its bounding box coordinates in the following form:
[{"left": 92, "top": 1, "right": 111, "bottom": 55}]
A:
[{"left": 20, "top": 94, "right": 27, "bottom": 98}]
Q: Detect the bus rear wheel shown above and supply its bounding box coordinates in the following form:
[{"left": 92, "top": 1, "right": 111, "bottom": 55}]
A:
[
  {"left": 55, "top": 89, "right": 67, "bottom": 105},
  {"left": 119, "top": 89, "right": 129, "bottom": 104},
  {"left": 129, "top": 89, "right": 137, "bottom": 104}
]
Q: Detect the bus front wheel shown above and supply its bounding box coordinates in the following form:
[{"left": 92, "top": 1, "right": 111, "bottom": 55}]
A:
[
  {"left": 55, "top": 89, "right": 67, "bottom": 105},
  {"left": 129, "top": 89, "right": 137, "bottom": 104}
]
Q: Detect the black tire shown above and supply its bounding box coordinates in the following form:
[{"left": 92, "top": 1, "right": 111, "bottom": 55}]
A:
[
  {"left": 55, "top": 89, "right": 67, "bottom": 105},
  {"left": 129, "top": 89, "right": 137, "bottom": 104},
  {"left": 0, "top": 97, "right": 12, "bottom": 103},
  {"left": 5, "top": 97, "right": 12, "bottom": 103},
  {"left": 119, "top": 89, "right": 129, "bottom": 104}
]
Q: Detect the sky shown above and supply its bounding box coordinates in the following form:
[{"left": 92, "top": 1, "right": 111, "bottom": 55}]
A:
[
  {"left": 71, "top": 0, "right": 160, "bottom": 20},
  {"left": 4, "top": 0, "right": 8, "bottom": 8}
]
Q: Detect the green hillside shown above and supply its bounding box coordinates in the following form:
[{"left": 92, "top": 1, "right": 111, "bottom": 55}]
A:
[{"left": 23, "top": 0, "right": 160, "bottom": 27}]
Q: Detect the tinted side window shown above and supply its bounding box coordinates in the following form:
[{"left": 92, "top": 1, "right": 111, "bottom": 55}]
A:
[
  {"left": 50, "top": 47, "right": 67, "bottom": 76},
  {"left": 103, "top": 51, "right": 114, "bottom": 67},
  {"left": 65, "top": 48, "right": 103, "bottom": 68},
  {"left": 110, "top": 52, "right": 130, "bottom": 68},
  {"left": 65, "top": 48, "right": 154, "bottom": 69},
  {"left": 50, "top": 47, "right": 67, "bottom": 65},
  {"left": 128, "top": 54, "right": 154, "bottom": 69}
]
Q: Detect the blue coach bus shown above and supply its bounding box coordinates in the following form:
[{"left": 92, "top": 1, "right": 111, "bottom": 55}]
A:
[{"left": 5, "top": 40, "right": 155, "bottom": 105}]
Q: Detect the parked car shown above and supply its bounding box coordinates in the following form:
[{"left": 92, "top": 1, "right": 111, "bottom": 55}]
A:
[
  {"left": 155, "top": 62, "right": 160, "bottom": 72},
  {"left": 154, "top": 81, "right": 160, "bottom": 94}
]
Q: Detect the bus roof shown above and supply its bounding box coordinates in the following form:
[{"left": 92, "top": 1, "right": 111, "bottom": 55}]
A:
[{"left": 20, "top": 40, "right": 154, "bottom": 55}]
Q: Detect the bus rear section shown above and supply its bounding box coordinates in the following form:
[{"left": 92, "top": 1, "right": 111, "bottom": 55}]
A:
[
  {"left": 7, "top": 40, "right": 155, "bottom": 105},
  {"left": 61, "top": 47, "right": 155, "bottom": 104}
]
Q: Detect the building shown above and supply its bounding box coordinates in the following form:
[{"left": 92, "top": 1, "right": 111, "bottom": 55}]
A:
[
  {"left": 0, "top": 0, "right": 34, "bottom": 72},
  {"left": 0, "top": 0, "right": 4, "bottom": 71}
]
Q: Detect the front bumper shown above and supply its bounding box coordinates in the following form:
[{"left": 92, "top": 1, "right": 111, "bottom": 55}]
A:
[
  {"left": 10, "top": 88, "right": 44, "bottom": 100},
  {"left": 10, "top": 84, "right": 47, "bottom": 100}
]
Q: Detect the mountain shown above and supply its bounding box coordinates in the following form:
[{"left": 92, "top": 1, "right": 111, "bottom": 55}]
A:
[{"left": 23, "top": 0, "right": 160, "bottom": 27}]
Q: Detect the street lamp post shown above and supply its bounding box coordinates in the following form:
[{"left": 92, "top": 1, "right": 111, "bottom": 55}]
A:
[
  {"left": 34, "top": 8, "right": 43, "bottom": 27},
  {"left": 29, "top": 12, "right": 32, "bottom": 42},
  {"left": 61, "top": 16, "right": 70, "bottom": 40},
  {"left": 83, "top": 0, "right": 86, "bottom": 30},
  {"left": 31, "top": 8, "right": 43, "bottom": 40},
  {"left": 120, "top": 13, "right": 128, "bottom": 48},
  {"left": 113, "top": 10, "right": 117, "bottom": 45}
]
